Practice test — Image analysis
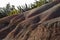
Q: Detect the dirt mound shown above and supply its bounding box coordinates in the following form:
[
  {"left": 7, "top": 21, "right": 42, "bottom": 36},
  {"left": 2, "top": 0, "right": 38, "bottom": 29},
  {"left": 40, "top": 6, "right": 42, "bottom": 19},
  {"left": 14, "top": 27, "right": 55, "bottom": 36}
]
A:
[{"left": 0, "top": 1, "right": 60, "bottom": 40}]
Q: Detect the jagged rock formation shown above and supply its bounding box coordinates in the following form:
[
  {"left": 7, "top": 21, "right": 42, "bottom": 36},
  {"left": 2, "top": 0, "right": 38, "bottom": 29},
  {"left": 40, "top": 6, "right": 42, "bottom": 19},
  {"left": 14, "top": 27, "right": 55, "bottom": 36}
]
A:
[{"left": 0, "top": 1, "right": 60, "bottom": 40}]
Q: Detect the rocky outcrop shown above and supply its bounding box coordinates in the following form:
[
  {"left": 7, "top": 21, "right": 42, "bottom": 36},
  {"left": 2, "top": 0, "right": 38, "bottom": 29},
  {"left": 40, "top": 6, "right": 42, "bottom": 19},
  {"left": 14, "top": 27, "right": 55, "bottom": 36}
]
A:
[{"left": 0, "top": 1, "right": 60, "bottom": 40}]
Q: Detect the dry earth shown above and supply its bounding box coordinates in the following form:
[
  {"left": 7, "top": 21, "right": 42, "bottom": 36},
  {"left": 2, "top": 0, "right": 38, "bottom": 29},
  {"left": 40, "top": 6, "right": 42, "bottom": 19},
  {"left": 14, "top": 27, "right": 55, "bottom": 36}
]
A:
[{"left": 0, "top": 1, "right": 60, "bottom": 40}]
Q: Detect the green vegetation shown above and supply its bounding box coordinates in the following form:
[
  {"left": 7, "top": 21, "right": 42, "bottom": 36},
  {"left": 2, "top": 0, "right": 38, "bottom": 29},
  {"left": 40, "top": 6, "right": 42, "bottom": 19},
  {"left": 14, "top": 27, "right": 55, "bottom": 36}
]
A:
[{"left": 0, "top": 0, "right": 52, "bottom": 18}]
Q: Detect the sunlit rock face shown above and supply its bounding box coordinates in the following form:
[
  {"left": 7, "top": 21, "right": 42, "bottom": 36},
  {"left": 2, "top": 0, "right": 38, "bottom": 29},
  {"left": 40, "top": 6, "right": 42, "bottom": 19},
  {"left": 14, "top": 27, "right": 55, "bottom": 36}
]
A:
[{"left": 0, "top": 1, "right": 60, "bottom": 40}]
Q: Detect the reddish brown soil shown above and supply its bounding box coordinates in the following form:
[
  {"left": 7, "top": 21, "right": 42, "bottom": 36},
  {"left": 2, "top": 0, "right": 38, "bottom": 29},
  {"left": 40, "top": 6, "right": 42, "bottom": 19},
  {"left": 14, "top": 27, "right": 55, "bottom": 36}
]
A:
[{"left": 0, "top": 1, "right": 60, "bottom": 40}]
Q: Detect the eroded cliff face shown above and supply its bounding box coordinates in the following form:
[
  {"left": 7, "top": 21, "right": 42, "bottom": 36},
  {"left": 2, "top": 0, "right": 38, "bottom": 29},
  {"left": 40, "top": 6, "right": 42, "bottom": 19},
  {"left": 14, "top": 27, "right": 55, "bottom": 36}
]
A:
[{"left": 0, "top": 1, "right": 60, "bottom": 40}]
